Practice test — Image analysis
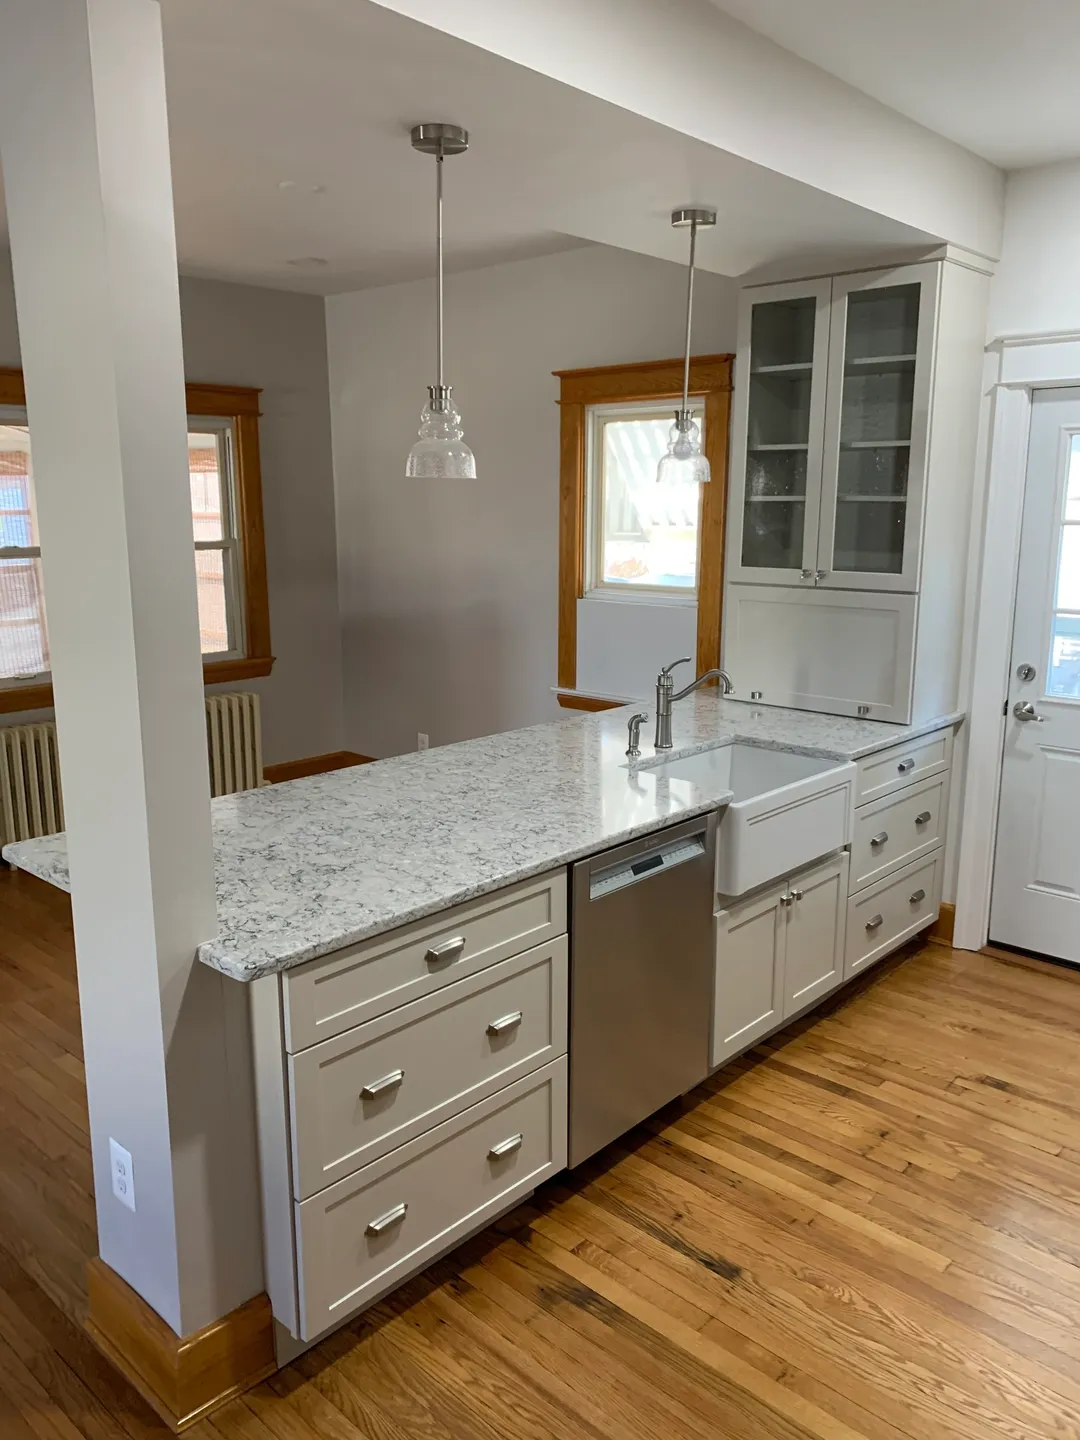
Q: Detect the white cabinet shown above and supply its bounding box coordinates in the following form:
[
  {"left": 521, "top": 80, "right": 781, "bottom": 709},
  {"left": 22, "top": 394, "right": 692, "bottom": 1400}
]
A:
[
  {"left": 725, "top": 256, "right": 989, "bottom": 724},
  {"left": 724, "top": 585, "right": 917, "bottom": 723},
  {"left": 712, "top": 852, "right": 848, "bottom": 1067},
  {"left": 782, "top": 854, "right": 848, "bottom": 1017}
]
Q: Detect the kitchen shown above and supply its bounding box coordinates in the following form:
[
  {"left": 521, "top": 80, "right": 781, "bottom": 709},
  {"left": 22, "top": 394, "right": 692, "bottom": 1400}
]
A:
[{"left": 2, "top": 2, "right": 1080, "bottom": 1438}]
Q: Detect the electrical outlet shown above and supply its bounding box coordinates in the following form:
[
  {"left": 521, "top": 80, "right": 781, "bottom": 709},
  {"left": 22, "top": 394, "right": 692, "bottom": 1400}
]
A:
[
  {"left": 109, "top": 1138, "right": 136, "bottom": 1212},
  {"left": 417, "top": 732, "right": 429, "bottom": 751}
]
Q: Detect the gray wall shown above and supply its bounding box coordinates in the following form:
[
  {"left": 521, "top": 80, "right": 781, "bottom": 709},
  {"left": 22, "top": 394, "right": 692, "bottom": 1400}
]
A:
[
  {"left": 0, "top": 255, "right": 345, "bottom": 766},
  {"left": 326, "top": 244, "right": 739, "bottom": 759}
]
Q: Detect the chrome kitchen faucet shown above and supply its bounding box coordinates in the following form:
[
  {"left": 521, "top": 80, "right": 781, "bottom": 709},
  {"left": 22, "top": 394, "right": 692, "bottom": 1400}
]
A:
[{"left": 654, "top": 658, "right": 734, "bottom": 750}]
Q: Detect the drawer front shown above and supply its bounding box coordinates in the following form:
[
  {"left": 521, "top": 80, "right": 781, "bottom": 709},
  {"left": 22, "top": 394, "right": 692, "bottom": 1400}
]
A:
[
  {"left": 289, "top": 938, "right": 567, "bottom": 1199},
  {"left": 295, "top": 1059, "right": 567, "bottom": 1341},
  {"left": 855, "top": 727, "right": 952, "bottom": 806},
  {"left": 844, "top": 851, "right": 942, "bottom": 980},
  {"left": 851, "top": 773, "right": 948, "bottom": 891},
  {"left": 284, "top": 870, "right": 567, "bottom": 1052}
]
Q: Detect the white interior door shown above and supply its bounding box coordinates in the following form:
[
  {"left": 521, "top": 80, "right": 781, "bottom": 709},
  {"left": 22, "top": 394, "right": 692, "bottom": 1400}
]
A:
[{"left": 991, "top": 388, "right": 1080, "bottom": 961}]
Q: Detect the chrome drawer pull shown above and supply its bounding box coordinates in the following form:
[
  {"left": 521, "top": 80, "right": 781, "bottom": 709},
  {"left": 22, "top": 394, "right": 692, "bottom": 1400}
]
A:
[
  {"left": 915, "top": 810, "right": 932, "bottom": 826},
  {"left": 865, "top": 914, "right": 884, "bottom": 932},
  {"left": 897, "top": 757, "right": 915, "bottom": 774},
  {"left": 870, "top": 831, "right": 889, "bottom": 848},
  {"left": 366, "top": 1201, "right": 407, "bottom": 1236},
  {"left": 487, "top": 1010, "right": 523, "bottom": 1036},
  {"left": 488, "top": 1133, "right": 523, "bottom": 1160},
  {"left": 909, "top": 888, "right": 927, "bottom": 904},
  {"left": 425, "top": 935, "right": 466, "bottom": 965},
  {"left": 360, "top": 1068, "right": 404, "bottom": 1100}
]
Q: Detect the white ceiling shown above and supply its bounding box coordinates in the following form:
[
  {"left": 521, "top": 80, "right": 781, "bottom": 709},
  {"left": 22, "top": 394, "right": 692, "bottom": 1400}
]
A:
[
  {"left": 709, "top": 0, "right": 1080, "bottom": 170},
  {"left": 147, "top": 0, "right": 933, "bottom": 294}
]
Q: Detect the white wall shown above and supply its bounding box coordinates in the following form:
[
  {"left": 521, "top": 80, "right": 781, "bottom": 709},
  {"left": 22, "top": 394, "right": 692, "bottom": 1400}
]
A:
[
  {"left": 989, "top": 161, "right": 1080, "bottom": 338},
  {"left": 327, "top": 244, "right": 738, "bottom": 758},
  {"left": 0, "top": 256, "right": 345, "bottom": 766}
]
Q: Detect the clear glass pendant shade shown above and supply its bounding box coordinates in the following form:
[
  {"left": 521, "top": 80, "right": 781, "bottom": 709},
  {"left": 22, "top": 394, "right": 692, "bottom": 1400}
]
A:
[
  {"left": 405, "top": 386, "right": 476, "bottom": 478},
  {"left": 657, "top": 413, "right": 710, "bottom": 486}
]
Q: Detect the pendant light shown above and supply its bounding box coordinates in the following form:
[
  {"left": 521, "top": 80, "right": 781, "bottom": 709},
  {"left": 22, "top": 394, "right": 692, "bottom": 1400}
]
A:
[
  {"left": 405, "top": 123, "right": 476, "bottom": 479},
  {"left": 657, "top": 207, "right": 717, "bottom": 486}
]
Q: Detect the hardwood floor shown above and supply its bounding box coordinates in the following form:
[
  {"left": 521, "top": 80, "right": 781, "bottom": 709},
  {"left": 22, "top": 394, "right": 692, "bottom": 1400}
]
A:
[{"left": 4, "top": 864, "right": 1080, "bottom": 1438}]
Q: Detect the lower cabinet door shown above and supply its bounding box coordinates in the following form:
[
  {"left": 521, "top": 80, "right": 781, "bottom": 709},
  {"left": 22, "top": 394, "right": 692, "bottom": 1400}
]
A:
[
  {"left": 294, "top": 1059, "right": 567, "bottom": 1341},
  {"left": 712, "top": 885, "right": 786, "bottom": 1068},
  {"left": 782, "top": 853, "right": 849, "bottom": 1019}
]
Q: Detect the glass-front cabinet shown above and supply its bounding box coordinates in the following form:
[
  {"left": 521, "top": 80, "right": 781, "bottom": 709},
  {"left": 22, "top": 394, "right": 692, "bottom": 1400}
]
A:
[
  {"left": 732, "top": 278, "right": 831, "bottom": 585},
  {"left": 729, "top": 263, "right": 938, "bottom": 593}
]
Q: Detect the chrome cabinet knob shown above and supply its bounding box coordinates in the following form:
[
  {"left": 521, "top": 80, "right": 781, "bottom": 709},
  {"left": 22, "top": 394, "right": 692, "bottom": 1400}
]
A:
[
  {"left": 897, "top": 757, "right": 915, "bottom": 774},
  {"left": 815, "top": 569, "right": 827, "bottom": 581},
  {"left": 800, "top": 568, "right": 813, "bottom": 580},
  {"left": 870, "top": 831, "right": 889, "bottom": 848},
  {"left": 790, "top": 888, "right": 803, "bottom": 902},
  {"left": 1013, "top": 700, "right": 1045, "bottom": 723}
]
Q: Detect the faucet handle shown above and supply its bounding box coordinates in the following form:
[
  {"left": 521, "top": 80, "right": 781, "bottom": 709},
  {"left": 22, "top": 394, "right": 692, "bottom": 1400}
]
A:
[
  {"left": 625, "top": 712, "right": 648, "bottom": 759},
  {"left": 659, "top": 657, "right": 692, "bottom": 680}
]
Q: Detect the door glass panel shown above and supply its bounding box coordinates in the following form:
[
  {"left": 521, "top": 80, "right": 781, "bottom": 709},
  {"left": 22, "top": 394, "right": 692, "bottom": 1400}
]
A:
[
  {"left": 743, "top": 296, "right": 814, "bottom": 569},
  {"left": 1045, "top": 438, "right": 1080, "bottom": 697},
  {"left": 833, "top": 282, "right": 920, "bottom": 575}
]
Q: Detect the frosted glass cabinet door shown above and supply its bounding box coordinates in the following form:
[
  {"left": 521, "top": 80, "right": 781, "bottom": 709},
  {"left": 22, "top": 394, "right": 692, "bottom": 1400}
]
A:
[
  {"left": 817, "top": 264, "right": 940, "bottom": 592},
  {"left": 728, "top": 279, "right": 832, "bottom": 586}
]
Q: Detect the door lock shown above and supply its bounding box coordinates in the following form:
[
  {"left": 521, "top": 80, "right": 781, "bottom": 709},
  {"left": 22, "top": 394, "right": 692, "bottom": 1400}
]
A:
[
  {"left": 1016, "top": 662, "right": 1037, "bottom": 682},
  {"left": 1013, "top": 700, "right": 1045, "bottom": 723}
]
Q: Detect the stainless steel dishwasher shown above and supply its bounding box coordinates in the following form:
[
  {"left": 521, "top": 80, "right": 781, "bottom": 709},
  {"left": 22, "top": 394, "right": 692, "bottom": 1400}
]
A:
[{"left": 568, "top": 811, "right": 717, "bottom": 1167}]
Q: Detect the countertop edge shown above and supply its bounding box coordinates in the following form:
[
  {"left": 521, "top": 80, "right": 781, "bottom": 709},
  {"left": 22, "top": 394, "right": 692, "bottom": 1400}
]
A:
[{"left": 195, "top": 792, "right": 734, "bottom": 981}]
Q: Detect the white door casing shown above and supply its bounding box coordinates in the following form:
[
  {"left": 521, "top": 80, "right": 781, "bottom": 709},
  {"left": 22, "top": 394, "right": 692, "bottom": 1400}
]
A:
[{"left": 990, "top": 388, "right": 1080, "bottom": 961}]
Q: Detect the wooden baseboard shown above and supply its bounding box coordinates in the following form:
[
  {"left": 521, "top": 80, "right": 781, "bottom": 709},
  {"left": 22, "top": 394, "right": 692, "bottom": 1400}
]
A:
[
  {"left": 929, "top": 901, "right": 956, "bottom": 946},
  {"left": 263, "top": 749, "right": 373, "bottom": 784},
  {"left": 85, "top": 1259, "right": 276, "bottom": 1432}
]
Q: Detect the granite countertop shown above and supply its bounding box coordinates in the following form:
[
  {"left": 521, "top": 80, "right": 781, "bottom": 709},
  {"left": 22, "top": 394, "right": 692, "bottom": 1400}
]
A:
[{"left": 3, "top": 694, "right": 963, "bottom": 982}]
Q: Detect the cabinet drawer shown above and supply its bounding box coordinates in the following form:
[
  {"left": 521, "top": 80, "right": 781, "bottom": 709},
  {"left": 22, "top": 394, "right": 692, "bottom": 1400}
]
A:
[
  {"left": 284, "top": 870, "right": 567, "bottom": 1052},
  {"left": 855, "top": 727, "right": 952, "bottom": 806},
  {"left": 295, "top": 1059, "right": 567, "bottom": 1341},
  {"left": 844, "top": 851, "right": 942, "bottom": 980},
  {"left": 851, "top": 773, "right": 948, "bottom": 891},
  {"left": 289, "top": 938, "right": 567, "bottom": 1199}
]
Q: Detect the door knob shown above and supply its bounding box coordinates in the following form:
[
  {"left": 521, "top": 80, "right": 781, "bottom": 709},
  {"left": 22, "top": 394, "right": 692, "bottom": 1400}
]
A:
[{"left": 1013, "top": 700, "right": 1045, "bottom": 723}]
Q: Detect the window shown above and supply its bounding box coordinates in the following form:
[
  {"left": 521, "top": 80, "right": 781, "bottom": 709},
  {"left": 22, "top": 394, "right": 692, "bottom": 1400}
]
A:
[
  {"left": 0, "top": 371, "right": 272, "bottom": 713},
  {"left": 555, "top": 354, "right": 733, "bottom": 709},
  {"left": 586, "top": 403, "right": 703, "bottom": 595},
  {"left": 1048, "top": 434, "right": 1080, "bottom": 698}
]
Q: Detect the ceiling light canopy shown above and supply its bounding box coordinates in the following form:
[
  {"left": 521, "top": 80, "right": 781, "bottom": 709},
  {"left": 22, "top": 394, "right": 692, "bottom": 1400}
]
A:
[
  {"left": 405, "top": 122, "right": 476, "bottom": 480},
  {"left": 657, "top": 206, "right": 717, "bottom": 487}
]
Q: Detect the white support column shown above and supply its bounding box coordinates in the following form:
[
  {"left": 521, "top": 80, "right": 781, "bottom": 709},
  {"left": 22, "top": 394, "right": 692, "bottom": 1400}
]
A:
[{"left": 0, "top": 0, "right": 263, "bottom": 1334}]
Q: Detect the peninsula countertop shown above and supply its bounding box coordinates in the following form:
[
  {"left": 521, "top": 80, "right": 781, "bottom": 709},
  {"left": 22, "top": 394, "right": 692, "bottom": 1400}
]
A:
[{"left": 3, "top": 695, "right": 963, "bottom": 982}]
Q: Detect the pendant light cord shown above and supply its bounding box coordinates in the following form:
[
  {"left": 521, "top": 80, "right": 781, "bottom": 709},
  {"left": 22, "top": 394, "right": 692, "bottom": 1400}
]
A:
[
  {"left": 436, "top": 146, "right": 445, "bottom": 395},
  {"left": 680, "top": 218, "right": 697, "bottom": 420}
]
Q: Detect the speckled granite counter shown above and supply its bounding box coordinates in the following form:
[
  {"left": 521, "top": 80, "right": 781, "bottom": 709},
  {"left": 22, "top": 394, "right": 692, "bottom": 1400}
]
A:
[{"left": 3, "top": 694, "right": 963, "bottom": 981}]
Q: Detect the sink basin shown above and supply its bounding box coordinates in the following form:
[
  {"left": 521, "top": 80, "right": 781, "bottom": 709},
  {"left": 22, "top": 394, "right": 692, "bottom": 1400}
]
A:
[{"left": 645, "top": 743, "right": 855, "bottom": 895}]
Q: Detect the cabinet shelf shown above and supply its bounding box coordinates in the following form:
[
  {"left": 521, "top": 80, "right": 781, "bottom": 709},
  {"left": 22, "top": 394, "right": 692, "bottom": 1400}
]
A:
[
  {"left": 751, "top": 362, "right": 814, "bottom": 375},
  {"left": 845, "top": 353, "right": 917, "bottom": 369},
  {"left": 835, "top": 495, "right": 907, "bottom": 504},
  {"left": 840, "top": 439, "right": 911, "bottom": 450},
  {"left": 747, "top": 495, "right": 807, "bottom": 503},
  {"left": 748, "top": 443, "right": 809, "bottom": 452}
]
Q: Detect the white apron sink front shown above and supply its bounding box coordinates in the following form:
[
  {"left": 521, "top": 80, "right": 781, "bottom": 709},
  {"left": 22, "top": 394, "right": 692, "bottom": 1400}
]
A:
[{"left": 642, "top": 744, "right": 855, "bottom": 896}]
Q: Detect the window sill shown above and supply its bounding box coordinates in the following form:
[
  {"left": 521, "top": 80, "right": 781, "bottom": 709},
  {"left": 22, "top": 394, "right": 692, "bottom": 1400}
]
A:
[
  {"left": 582, "top": 589, "right": 698, "bottom": 609},
  {"left": 0, "top": 655, "right": 276, "bottom": 716}
]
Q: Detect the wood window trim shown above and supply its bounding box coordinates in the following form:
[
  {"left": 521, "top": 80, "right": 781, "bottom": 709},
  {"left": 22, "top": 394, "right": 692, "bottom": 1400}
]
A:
[
  {"left": 0, "top": 369, "right": 273, "bottom": 714},
  {"left": 554, "top": 354, "right": 733, "bottom": 709}
]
